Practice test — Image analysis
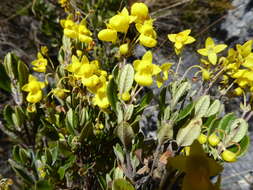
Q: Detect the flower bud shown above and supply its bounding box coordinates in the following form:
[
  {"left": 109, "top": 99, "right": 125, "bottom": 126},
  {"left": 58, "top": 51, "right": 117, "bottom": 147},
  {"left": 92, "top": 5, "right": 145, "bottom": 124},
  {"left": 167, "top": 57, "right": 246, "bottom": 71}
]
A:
[
  {"left": 202, "top": 69, "right": 210, "bottom": 80},
  {"left": 121, "top": 91, "right": 131, "bottom": 101},
  {"left": 221, "top": 150, "right": 237, "bottom": 162},
  {"left": 119, "top": 43, "right": 129, "bottom": 55},
  {"left": 234, "top": 87, "right": 243, "bottom": 96},
  {"left": 208, "top": 133, "right": 220, "bottom": 146},
  {"left": 198, "top": 134, "right": 207, "bottom": 144}
]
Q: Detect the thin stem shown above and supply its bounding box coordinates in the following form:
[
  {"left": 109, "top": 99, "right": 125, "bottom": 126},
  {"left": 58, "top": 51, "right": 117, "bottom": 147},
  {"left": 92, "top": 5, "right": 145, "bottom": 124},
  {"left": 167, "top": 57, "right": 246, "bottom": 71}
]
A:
[
  {"left": 245, "top": 111, "right": 253, "bottom": 121},
  {"left": 149, "top": 143, "right": 161, "bottom": 177},
  {"left": 203, "top": 68, "right": 224, "bottom": 95},
  {"left": 181, "top": 65, "right": 203, "bottom": 79},
  {"left": 175, "top": 57, "right": 182, "bottom": 75}
]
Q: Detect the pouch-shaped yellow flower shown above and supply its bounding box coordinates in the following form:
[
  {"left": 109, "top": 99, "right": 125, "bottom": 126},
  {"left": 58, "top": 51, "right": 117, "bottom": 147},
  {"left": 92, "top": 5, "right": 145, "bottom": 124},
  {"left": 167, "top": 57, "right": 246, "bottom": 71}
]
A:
[
  {"left": 22, "top": 75, "right": 46, "bottom": 103},
  {"left": 131, "top": 2, "right": 149, "bottom": 23},
  {"left": 98, "top": 29, "right": 117, "bottom": 43},
  {"left": 31, "top": 53, "right": 47, "bottom": 73}
]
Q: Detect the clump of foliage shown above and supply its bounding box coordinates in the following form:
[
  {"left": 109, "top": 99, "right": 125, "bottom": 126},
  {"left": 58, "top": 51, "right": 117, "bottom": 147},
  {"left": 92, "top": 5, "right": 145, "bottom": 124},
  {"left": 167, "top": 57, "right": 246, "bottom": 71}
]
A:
[{"left": 0, "top": 1, "right": 251, "bottom": 190}]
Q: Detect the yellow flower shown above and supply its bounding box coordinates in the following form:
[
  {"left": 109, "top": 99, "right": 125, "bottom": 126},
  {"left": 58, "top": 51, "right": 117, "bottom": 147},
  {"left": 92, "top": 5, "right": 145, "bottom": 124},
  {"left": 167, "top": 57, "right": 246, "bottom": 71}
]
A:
[
  {"left": 208, "top": 133, "right": 220, "bottom": 147},
  {"left": 197, "top": 134, "right": 207, "bottom": 144},
  {"left": 201, "top": 68, "right": 211, "bottom": 81},
  {"left": 119, "top": 43, "right": 129, "bottom": 55},
  {"left": 66, "top": 55, "right": 83, "bottom": 73},
  {"left": 131, "top": 2, "right": 149, "bottom": 23},
  {"left": 139, "top": 34, "right": 157, "bottom": 48},
  {"left": 136, "top": 19, "right": 157, "bottom": 48},
  {"left": 221, "top": 150, "right": 237, "bottom": 162},
  {"left": 168, "top": 29, "right": 195, "bottom": 55},
  {"left": 22, "top": 75, "right": 45, "bottom": 103},
  {"left": 93, "top": 83, "right": 110, "bottom": 109},
  {"left": 52, "top": 88, "right": 70, "bottom": 99},
  {"left": 41, "top": 46, "right": 48, "bottom": 56},
  {"left": 31, "top": 53, "right": 47, "bottom": 73},
  {"left": 236, "top": 40, "right": 252, "bottom": 58},
  {"left": 98, "top": 29, "right": 117, "bottom": 43},
  {"left": 61, "top": 19, "right": 78, "bottom": 39},
  {"left": 109, "top": 8, "right": 135, "bottom": 33},
  {"left": 234, "top": 87, "right": 243, "bottom": 96},
  {"left": 133, "top": 51, "right": 161, "bottom": 86},
  {"left": 197, "top": 37, "right": 227, "bottom": 65},
  {"left": 121, "top": 91, "right": 131, "bottom": 101},
  {"left": 156, "top": 62, "right": 173, "bottom": 88},
  {"left": 168, "top": 140, "right": 223, "bottom": 190},
  {"left": 77, "top": 21, "right": 93, "bottom": 43}
]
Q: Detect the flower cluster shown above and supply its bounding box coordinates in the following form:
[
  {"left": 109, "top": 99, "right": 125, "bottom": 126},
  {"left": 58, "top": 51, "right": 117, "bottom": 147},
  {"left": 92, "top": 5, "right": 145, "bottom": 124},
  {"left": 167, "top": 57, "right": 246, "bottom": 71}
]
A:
[
  {"left": 221, "top": 40, "right": 253, "bottom": 95},
  {"left": 133, "top": 51, "right": 172, "bottom": 87},
  {"left": 66, "top": 53, "right": 109, "bottom": 109},
  {"left": 61, "top": 18, "right": 93, "bottom": 44},
  {"left": 98, "top": 3, "right": 157, "bottom": 48}
]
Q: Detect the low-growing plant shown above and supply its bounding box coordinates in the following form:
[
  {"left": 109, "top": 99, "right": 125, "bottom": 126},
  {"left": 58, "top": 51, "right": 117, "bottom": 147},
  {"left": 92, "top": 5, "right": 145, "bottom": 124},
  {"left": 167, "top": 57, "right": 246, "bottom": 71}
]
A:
[{"left": 0, "top": 1, "right": 251, "bottom": 190}]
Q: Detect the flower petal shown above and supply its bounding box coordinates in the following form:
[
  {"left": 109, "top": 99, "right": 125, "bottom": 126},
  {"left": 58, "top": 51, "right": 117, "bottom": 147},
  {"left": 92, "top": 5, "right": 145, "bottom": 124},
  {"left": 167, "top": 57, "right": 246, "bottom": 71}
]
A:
[
  {"left": 208, "top": 52, "right": 217, "bottom": 65},
  {"left": 205, "top": 37, "right": 215, "bottom": 48},
  {"left": 214, "top": 44, "right": 227, "bottom": 53},
  {"left": 197, "top": 48, "right": 208, "bottom": 56}
]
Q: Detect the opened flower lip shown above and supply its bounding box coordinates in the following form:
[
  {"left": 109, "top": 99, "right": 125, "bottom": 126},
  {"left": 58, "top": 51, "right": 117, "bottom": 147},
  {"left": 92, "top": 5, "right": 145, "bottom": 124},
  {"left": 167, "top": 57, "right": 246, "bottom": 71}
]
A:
[
  {"left": 108, "top": 7, "right": 136, "bottom": 33},
  {"left": 197, "top": 37, "right": 227, "bottom": 65},
  {"left": 168, "top": 29, "right": 195, "bottom": 55},
  {"left": 133, "top": 51, "right": 161, "bottom": 86}
]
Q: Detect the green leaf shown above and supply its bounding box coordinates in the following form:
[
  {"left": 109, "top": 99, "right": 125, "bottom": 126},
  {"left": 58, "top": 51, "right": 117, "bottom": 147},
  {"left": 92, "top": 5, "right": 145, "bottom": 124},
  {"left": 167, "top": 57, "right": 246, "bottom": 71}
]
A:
[
  {"left": 163, "top": 106, "right": 171, "bottom": 120},
  {"left": 17, "top": 60, "right": 29, "bottom": 87},
  {"left": 107, "top": 78, "right": 118, "bottom": 112},
  {"left": 207, "top": 118, "right": 220, "bottom": 136},
  {"left": 117, "top": 122, "right": 134, "bottom": 149},
  {"left": 205, "top": 100, "right": 221, "bottom": 117},
  {"left": 113, "top": 144, "right": 124, "bottom": 164},
  {"left": 3, "top": 104, "right": 14, "bottom": 126},
  {"left": 116, "top": 103, "right": 124, "bottom": 124},
  {"left": 79, "top": 122, "right": 93, "bottom": 143},
  {"left": 228, "top": 135, "right": 250, "bottom": 157},
  {"left": 124, "top": 104, "right": 134, "bottom": 121},
  {"left": 0, "top": 63, "right": 11, "bottom": 92},
  {"left": 217, "top": 113, "right": 236, "bottom": 138},
  {"left": 176, "top": 118, "right": 202, "bottom": 146},
  {"left": 41, "top": 121, "right": 59, "bottom": 141},
  {"left": 118, "top": 64, "right": 134, "bottom": 94},
  {"left": 157, "top": 121, "right": 173, "bottom": 145},
  {"left": 224, "top": 118, "right": 248, "bottom": 144},
  {"left": 35, "top": 180, "right": 54, "bottom": 190},
  {"left": 112, "top": 178, "right": 135, "bottom": 190},
  {"left": 133, "top": 90, "right": 153, "bottom": 117},
  {"left": 66, "top": 109, "right": 78, "bottom": 134},
  {"left": 194, "top": 95, "right": 210, "bottom": 118},
  {"left": 57, "top": 155, "right": 76, "bottom": 180},
  {"left": 9, "top": 159, "right": 34, "bottom": 185},
  {"left": 4, "top": 53, "right": 20, "bottom": 80},
  {"left": 19, "top": 148, "right": 29, "bottom": 164},
  {"left": 12, "top": 145, "right": 21, "bottom": 162},
  {"left": 171, "top": 81, "right": 191, "bottom": 109},
  {"left": 176, "top": 102, "right": 194, "bottom": 122},
  {"left": 51, "top": 144, "right": 59, "bottom": 165}
]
